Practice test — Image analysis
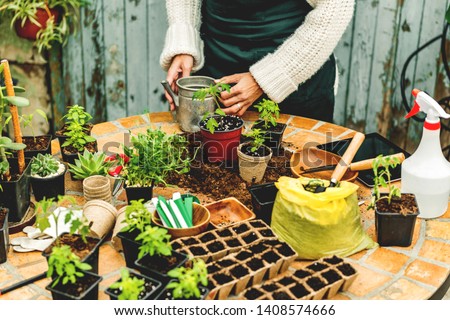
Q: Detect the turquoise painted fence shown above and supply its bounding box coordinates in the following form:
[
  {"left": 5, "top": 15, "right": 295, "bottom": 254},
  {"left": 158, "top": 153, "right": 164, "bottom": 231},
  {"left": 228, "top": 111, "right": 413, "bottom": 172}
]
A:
[{"left": 59, "top": 0, "right": 450, "bottom": 150}]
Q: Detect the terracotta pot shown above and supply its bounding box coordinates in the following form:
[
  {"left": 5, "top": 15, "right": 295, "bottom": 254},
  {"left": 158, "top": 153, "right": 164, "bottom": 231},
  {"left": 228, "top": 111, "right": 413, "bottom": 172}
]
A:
[
  {"left": 237, "top": 142, "right": 272, "bottom": 183},
  {"left": 15, "top": 8, "right": 60, "bottom": 41},
  {"left": 83, "top": 200, "right": 118, "bottom": 239},
  {"left": 83, "top": 175, "right": 112, "bottom": 203}
]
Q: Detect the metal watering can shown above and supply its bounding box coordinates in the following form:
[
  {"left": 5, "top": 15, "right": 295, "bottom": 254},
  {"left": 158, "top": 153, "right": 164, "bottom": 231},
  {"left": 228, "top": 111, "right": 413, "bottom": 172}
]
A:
[{"left": 161, "top": 76, "right": 216, "bottom": 132}]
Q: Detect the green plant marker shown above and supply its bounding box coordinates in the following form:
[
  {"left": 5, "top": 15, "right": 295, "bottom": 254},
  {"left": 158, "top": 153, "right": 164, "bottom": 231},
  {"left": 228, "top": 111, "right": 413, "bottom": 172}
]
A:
[
  {"left": 184, "top": 196, "right": 193, "bottom": 224},
  {"left": 169, "top": 199, "right": 189, "bottom": 228},
  {"left": 152, "top": 198, "right": 173, "bottom": 228},
  {"left": 173, "top": 192, "right": 193, "bottom": 227},
  {"left": 158, "top": 196, "right": 181, "bottom": 228}
]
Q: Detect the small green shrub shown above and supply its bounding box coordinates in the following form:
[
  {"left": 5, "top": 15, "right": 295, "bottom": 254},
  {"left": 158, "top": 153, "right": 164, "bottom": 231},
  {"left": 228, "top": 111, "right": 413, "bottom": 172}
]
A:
[{"left": 166, "top": 259, "right": 208, "bottom": 299}]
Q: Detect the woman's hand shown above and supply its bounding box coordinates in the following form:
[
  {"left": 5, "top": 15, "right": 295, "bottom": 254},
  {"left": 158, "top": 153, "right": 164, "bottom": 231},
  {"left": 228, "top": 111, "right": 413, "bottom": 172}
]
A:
[
  {"left": 165, "top": 54, "right": 194, "bottom": 110},
  {"left": 216, "top": 72, "right": 263, "bottom": 117}
]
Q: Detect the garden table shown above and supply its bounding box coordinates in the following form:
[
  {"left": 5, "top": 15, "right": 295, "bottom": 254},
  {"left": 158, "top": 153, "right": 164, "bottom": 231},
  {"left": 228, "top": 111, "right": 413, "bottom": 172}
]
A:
[{"left": 0, "top": 111, "right": 449, "bottom": 300}]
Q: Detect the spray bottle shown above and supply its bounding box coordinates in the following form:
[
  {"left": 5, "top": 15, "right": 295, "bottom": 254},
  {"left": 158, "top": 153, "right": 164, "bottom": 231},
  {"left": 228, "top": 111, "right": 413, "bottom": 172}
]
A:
[{"left": 401, "top": 89, "right": 450, "bottom": 219}]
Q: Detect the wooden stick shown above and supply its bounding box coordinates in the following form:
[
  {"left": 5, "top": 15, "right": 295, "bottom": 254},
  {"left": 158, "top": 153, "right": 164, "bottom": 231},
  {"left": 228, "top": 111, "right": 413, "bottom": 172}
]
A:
[{"left": 1, "top": 60, "right": 25, "bottom": 174}]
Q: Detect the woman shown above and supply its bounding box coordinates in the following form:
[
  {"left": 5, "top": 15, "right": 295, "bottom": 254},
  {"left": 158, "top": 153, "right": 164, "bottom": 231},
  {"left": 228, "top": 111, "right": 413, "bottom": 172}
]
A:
[{"left": 161, "top": 0, "right": 354, "bottom": 122}]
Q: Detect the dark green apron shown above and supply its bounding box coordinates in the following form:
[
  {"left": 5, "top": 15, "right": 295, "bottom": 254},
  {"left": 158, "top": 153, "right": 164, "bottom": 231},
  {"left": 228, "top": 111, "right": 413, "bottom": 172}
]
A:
[{"left": 199, "top": 0, "right": 336, "bottom": 122}]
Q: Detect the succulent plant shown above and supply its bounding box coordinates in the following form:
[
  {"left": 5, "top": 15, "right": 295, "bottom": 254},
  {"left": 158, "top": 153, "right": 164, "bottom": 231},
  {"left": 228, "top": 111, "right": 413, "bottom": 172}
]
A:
[
  {"left": 68, "top": 150, "right": 112, "bottom": 180},
  {"left": 31, "top": 154, "right": 61, "bottom": 177}
]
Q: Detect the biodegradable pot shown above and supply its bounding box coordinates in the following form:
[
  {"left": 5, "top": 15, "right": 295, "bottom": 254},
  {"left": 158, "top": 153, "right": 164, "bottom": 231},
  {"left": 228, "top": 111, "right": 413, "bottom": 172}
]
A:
[
  {"left": 14, "top": 8, "right": 60, "bottom": 40},
  {"left": 83, "top": 200, "right": 118, "bottom": 239},
  {"left": 117, "top": 230, "right": 142, "bottom": 269},
  {"left": 135, "top": 251, "right": 189, "bottom": 282},
  {"left": 111, "top": 206, "right": 127, "bottom": 251},
  {"left": 0, "top": 158, "right": 31, "bottom": 222},
  {"left": 30, "top": 162, "right": 66, "bottom": 201},
  {"left": 237, "top": 143, "right": 272, "bottom": 184},
  {"left": 375, "top": 193, "right": 419, "bottom": 247},
  {"left": 46, "top": 271, "right": 102, "bottom": 300},
  {"left": 105, "top": 269, "right": 162, "bottom": 300},
  {"left": 124, "top": 185, "right": 153, "bottom": 204},
  {"left": 206, "top": 197, "right": 256, "bottom": 229},
  {"left": 200, "top": 116, "right": 244, "bottom": 163},
  {"left": 248, "top": 182, "right": 278, "bottom": 225},
  {"left": 252, "top": 122, "right": 287, "bottom": 155},
  {"left": 156, "top": 280, "right": 210, "bottom": 300},
  {"left": 0, "top": 209, "right": 9, "bottom": 264},
  {"left": 83, "top": 175, "right": 112, "bottom": 203}
]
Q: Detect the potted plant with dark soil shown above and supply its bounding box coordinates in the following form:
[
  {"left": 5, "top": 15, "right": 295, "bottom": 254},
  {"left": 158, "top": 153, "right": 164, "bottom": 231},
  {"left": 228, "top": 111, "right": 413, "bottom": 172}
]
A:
[
  {"left": 56, "top": 105, "right": 94, "bottom": 147},
  {"left": 30, "top": 153, "right": 66, "bottom": 201},
  {"left": 68, "top": 150, "right": 113, "bottom": 182},
  {"left": 106, "top": 268, "right": 161, "bottom": 300},
  {"left": 248, "top": 182, "right": 277, "bottom": 225},
  {"left": 122, "top": 128, "right": 192, "bottom": 204},
  {"left": 194, "top": 83, "right": 244, "bottom": 163},
  {"left": 0, "top": 207, "right": 9, "bottom": 264},
  {"left": 157, "top": 259, "right": 209, "bottom": 300},
  {"left": 45, "top": 244, "right": 102, "bottom": 300},
  {"left": 60, "top": 120, "right": 97, "bottom": 165},
  {"left": 368, "top": 154, "right": 419, "bottom": 247},
  {"left": 16, "top": 109, "right": 51, "bottom": 158},
  {"left": 251, "top": 99, "right": 286, "bottom": 155},
  {"left": 237, "top": 128, "right": 272, "bottom": 184}
]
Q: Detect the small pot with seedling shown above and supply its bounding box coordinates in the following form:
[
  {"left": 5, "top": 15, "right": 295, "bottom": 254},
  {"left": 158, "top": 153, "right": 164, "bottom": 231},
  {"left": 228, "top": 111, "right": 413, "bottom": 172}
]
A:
[
  {"left": 0, "top": 207, "right": 9, "bottom": 263},
  {"left": 251, "top": 99, "right": 286, "bottom": 155},
  {"left": 15, "top": 109, "right": 51, "bottom": 158},
  {"left": 237, "top": 128, "right": 273, "bottom": 184},
  {"left": 56, "top": 105, "right": 94, "bottom": 148},
  {"left": 194, "top": 83, "right": 244, "bottom": 163},
  {"left": 30, "top": 153, "right": 66, "bottom": 201},
  {"left": 106, "top": 268, "right": 161, "bottom": 300},
  {"left": 60, "top": 121, "right": 97, "bottom": 165},
  {"left": 368, "top": 155, "right": 419, "bottom": 247}
]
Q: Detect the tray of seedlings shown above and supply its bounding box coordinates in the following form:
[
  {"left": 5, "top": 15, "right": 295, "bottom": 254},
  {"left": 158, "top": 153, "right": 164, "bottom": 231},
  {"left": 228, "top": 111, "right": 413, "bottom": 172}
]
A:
[{"left": 239, "top": 256, "right": 358, "bottom": 300}]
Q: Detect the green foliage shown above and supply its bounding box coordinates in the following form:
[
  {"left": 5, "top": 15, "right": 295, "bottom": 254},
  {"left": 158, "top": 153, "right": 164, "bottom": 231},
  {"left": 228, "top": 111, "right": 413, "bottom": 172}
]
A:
[
  {"left": 68, "top": 150, "right": 111, "bottom": 180},
  {"left": 19, "top": 108, "right": 48, "bottom": 140},
  {"left": 31, "top": 153, "right": 61, "bottom": 177},
  {"left": 368, "top": 155, "right": 402, "bottom": 210},
  {"left": 61, "top": 121, "right": 96, "bottom": 152},
  {"left": 35, "top": 196, "right": 90, "bottom": 243},
  {"left": 135, "top": 225, "right": 172, "bottom": 260},
  {"left": 47, "top": 244, "right": 92, "bottom": 288},
  {"left": 253, "top": 99, "right": 280, "bottom": 129},
  {"left": 109, "top": 268, "right": 145, "bottom": 300},
  {"left": 123, "top": 128, "right": 192, "bottom": 188},
  {"left": 166, "top": 259, "right": 208, "bottom": 299},
  {"left": 61, "top": 105, "right": 92, "bottom": 127},
  {"left": 243, "top": 128, "right": 266, "bottom": 153},
  {"left": 194, "top": 83, "right": 230, "bottom": 134},
  {"left": 0, "top": 137, "right": 26, "bottom": 177},
  {"left": 446, "top": 5, "right": 450, "bottom": 24},
  {"left": 201, "top": 108, "right": 226, "bottom": 134},
  {"left": 120, "top": 200, "right": 153, "bottom": 235}
]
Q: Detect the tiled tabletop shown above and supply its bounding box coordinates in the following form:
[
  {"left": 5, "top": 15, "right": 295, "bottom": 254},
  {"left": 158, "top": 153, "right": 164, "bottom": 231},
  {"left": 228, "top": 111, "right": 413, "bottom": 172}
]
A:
[{"left": 1, "top": 111, "right": 449, "bottom": 300}]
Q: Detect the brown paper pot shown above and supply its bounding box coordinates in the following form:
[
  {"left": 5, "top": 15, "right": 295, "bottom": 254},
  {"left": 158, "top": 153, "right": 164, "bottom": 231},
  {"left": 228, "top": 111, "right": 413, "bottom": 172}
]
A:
[
  {"left": 237, "top": 143, "right": 272, "bottom": 183},
  {"left": 83, "top": 200, "right": 118, "bottom": 238},
  {"left": 111, "top": 206, "right": 127, "bottom": 251},
  {"left": 83, "top": 175, "right": 112, "bottom": 202}
]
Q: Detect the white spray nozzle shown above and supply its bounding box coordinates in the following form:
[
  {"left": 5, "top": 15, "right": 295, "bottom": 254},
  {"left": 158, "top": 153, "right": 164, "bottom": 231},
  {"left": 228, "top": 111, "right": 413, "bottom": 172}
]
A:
[{"left": 406, "top": 89, "right": 450, "bottom": 122}]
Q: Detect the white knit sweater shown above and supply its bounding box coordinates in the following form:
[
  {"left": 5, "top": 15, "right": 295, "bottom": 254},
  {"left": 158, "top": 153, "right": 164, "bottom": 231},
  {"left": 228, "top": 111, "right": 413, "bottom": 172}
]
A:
[{"left": 160, "top": 0, "right": 355, "bottom": 103}]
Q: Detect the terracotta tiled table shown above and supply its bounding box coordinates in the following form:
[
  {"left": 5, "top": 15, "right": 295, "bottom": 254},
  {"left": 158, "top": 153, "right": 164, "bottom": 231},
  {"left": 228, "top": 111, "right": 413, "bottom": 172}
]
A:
[{"left": 1, "top": 111, "right": 449, "bottom": 300}]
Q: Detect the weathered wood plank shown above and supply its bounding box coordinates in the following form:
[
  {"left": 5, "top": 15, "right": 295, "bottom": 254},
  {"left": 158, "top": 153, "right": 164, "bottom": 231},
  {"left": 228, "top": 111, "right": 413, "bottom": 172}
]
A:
[
  {"left": 48, "top": 45, "right": 66, "bottom": 132},
  {"left": 103, "top": 0, "right": 127, "bottom": 121}
]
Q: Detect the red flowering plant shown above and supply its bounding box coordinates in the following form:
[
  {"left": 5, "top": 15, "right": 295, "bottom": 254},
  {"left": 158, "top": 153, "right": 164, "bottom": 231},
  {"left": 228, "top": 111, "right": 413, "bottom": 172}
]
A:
[{"left": 104, "top": 153, "right": 130, "bottom": 177}]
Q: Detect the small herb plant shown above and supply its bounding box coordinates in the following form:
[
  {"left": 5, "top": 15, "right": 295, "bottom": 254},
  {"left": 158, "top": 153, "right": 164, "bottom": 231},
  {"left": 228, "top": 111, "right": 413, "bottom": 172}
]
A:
[
  {"left": 68, "top": 150, "right": 112, "bottom": 180},
  {"left": 109, "top": 268, "right": 145, "bottom": 300},
  {"left": 243, "top": 128, "right": 266, "bottom": 153},
  {"left": 47, "top": 244, "right": 92, "bottom": 287},
  {"left": 201, "top": 108, "right": 226, "bottom": 134},
  {"left": 61, "top": 104, "right": 92, "bottom": 127},
  {"left": 120, "top": 200, "right": 153, "bottom": 235},
  {"left": 18, "top": 109, "right": 48, "bottom": 141},
  {"left": 254, "top": 99, "right": 280, "bottom": 129},
  {"left": 368, "top": 154, "right": 402, "bottom": 210},
  {"left": 61, "top": 121, "right": 96, "bottom": 152},
  {"left": 135, "top": 224, "right": 172, "bottom": 259},
  {"left": 31, "top": 153, "right": 61, "bottom": 177},
  {"left": 166, "top": 259, "right": 208, "bottom": 299}
]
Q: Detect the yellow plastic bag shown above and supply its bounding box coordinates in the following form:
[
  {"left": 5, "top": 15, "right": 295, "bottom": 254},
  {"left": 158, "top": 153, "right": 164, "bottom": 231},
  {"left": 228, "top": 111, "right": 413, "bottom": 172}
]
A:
[{"left": 271, "top": 177, "right": 377, "bottom": 260}]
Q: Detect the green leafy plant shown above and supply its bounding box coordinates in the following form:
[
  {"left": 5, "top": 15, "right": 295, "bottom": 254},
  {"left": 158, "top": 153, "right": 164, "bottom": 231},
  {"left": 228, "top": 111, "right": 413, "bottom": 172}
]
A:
[
  {"left": 368, "top": 154, "right": 402, "bottom": 210},
  {"left": 243, "top": 128, "right": 266, "bottom": 153},
  {"left": 0, "top": 137, "right": 26, "bottom": 180},
  {"left": 31, "top": 153, "right": 61, "bottom": 177},
  {"left": 120, "top": 199, "right": 153, "bottom": 235},
  {"left": 201, "top": 108, "right": 226, "bottom": 134},
  {"left": 253, "top": 98, "right": 280, "bottom": 129},
  {"left": 68, "top": 150, "right": 112, "bottom": 180},
  {"left": 61, "top": 121, "right": 96, "bottom": 152},
  {"left": 108, "top": 268, "right": 145, "bottom": 300},
  {"left": 123, "top": 128, "right": 192, "bottom": 188},
  {"left": 47, "top": 244, "right": 92, "bottom": 287},
  {"left": 135, "top": 224, "right": 172, "bottom": 259},
  {"left": 166, "top": 259, "right": 208, "bottom": 299},
  {"left": 18, "top": 108, "right": 48, "bottom": 141},
  {"left": 61, "top": 104, "right": 92, "bottom": 127}
]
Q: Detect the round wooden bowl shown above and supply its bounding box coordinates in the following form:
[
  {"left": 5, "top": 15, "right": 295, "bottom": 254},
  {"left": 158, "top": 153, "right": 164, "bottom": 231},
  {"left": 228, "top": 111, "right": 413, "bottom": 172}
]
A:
[
  {"left": 290, "top": 147, "right": 358, "bottom": 182},
  {"left": 152, "top": 203, "right": 210, "bottom": 239}
]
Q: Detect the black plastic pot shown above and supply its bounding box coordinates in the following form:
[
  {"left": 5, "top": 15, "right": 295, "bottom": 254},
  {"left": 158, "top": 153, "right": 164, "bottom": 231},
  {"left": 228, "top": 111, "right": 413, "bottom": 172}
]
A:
[
  {"left": 0, "top": 158, "right": 31, "bottom": 222},
  {"left": 124, "top": 186, "right": 153, "bottom": 204},
  {"left": 117, "top": 230, "right": 141, "bottom": 269},
  {"left": 0, "top": 209, "right": 9, "bottom": 264},
  {"left": 46, "top": 271, "right": 102, "bottom": 300},
  {"left": 43, "top": 233, "right": 102, "bottom": 274},
  {"left": 61, "top": 140, "right": 98, "bottom": 165},
  {"left": 105, "top": 269, "right": 162, "bottom": 300},
  {"left": 156, "top": 279, "right": 210, "bottom": 300},
  {"left": 252, "top": 122, "right": 287, "bottom": 155},
  {"left": 135, "top": 251, "right": 189, "bottom": 283},
  {"left": 30, "top": 164, "right": 66, "bottom": 201},
  {"left": 375, "top": 193, "right": 419, "bottom": 247},
  {"left": 248, "top": 182, "right": 278, "bottom": 225},
  {"left": 22, "top": 135, "right": 52, "bottom": 158}
]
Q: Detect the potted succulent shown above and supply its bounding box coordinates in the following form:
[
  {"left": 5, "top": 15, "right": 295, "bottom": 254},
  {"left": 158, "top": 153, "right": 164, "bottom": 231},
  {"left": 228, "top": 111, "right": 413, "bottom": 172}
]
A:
[
  {"left": 56, "top": 105, "right": 94, "bottom": 147},
  {"left": 60, "top": 121, "right": 97, "bottom": 165},
  {"left": 30, "top": 153, "right": 66, "bottom": 201},
  {"left": 0, "top": 207, "right": 9, "bottom": 264},
  {"left": 105, "top": 268, "right": 161, "bottom": 300},
  {"left": 0, "top": 0, "right": 89, "bottom": 53},
  {"left": 68, "top": 150, "right": 113, "bottom": 181},
  {"left": 194, "top": 83, "right": 244, "bottom": 163},
  {"left": 237, "top": 128, "right": 273, "bottom": 184},
  {"left": 251, "top": 99, "right": 286, "bottom": 155},
  {"left": 157, "top": 259, "right": 209, "bottom": 300},
  {"left": 122, "top": 128, "right": 192, "bottom": 203},
  {"left": 45, "top": 244, "right": 102, "bottom": 300},
  {"left": 368, "top": 155, "right": 419, "bottom": 247}
]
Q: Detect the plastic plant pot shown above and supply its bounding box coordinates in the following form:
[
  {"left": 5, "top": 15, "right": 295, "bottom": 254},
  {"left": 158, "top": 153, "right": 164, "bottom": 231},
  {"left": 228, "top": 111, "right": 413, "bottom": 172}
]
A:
[
  {"left": 117, "top": 230, "right": 141, "bottom": 269},
  {"left": 0, "top": 209, "right": 9, "bottom": 264},
  {"left": 248, "top": 182, "right": 278, "bottom": 225},
  {"left": 30, "top": 163, "right": 66, "bottom": 201},
  {"left": 46, "top": 271, "right": 102, "bottom": 300},
  {"left": 156, "top": 279, "right": 210, "bottom": 300},
  {"left": 252, "top": 122, "right": 287, "bottom": 155},
  {"left": 105, "top": 269, "right": 162, "bottom": 300},
  {"left": 134, "top": 251, "right": 189, "bottom": 283},
  {"left": 124, "top": 186, "right": 153, "bottom": 204}
]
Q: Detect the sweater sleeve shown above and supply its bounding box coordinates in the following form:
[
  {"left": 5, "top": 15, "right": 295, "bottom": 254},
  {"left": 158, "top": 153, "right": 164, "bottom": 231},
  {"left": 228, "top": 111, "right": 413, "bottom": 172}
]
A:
[
  {"left": 160, "top": 0, "right": 204, "bottom": 72},
  {"left": 249, "top": 0, "right": 355, "bottom": 103}
]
